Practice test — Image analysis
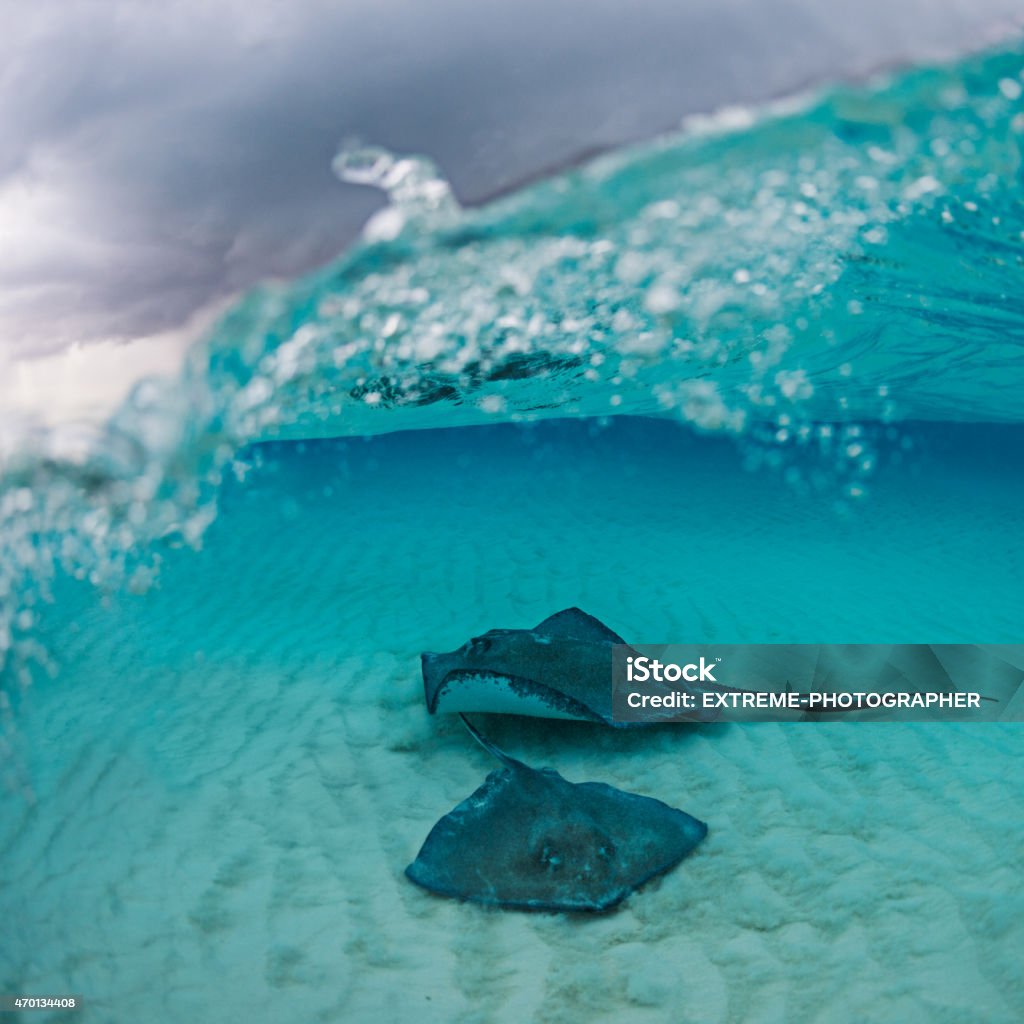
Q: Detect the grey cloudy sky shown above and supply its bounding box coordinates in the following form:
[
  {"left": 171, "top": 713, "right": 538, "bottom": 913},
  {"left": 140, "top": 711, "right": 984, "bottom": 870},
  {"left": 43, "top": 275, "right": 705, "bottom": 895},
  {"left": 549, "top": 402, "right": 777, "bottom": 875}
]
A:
[{"left": 1, "top": 0, "right": 1021, "bottom": 361}]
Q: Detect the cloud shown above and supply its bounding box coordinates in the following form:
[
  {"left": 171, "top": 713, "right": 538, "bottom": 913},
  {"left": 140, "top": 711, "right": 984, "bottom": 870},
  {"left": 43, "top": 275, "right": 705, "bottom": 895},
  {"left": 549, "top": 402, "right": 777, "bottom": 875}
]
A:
[{"left": 0, "top": 0, "right": 1020, "bottom": 358}]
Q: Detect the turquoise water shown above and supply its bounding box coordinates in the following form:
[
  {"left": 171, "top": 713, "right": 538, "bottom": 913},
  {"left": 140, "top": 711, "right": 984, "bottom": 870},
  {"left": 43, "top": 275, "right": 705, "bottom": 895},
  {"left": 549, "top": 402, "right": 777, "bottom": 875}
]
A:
[
  {"left": 4, "top": 419, "right": 1023, "bottom": 1021},
  {"left": 2, "top": 42, "right": 1024, "bottom": 1024}
]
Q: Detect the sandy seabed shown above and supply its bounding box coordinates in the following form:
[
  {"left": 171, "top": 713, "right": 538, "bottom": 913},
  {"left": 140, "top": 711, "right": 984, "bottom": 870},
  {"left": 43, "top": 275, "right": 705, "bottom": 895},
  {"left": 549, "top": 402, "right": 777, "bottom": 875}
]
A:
[{"left": 2, "top": 419, "right": 1022, "bottom": 1023}]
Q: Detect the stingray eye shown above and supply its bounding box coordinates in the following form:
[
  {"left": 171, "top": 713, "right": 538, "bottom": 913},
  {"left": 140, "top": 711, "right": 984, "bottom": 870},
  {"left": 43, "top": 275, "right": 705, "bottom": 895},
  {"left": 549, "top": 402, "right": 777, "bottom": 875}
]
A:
[
  {"left": 597, "top": 840, "right": 617, "bottom": 861},
  {"left": 538, "top": 842, "right": 562, "bottom": 871},
  {"left": 467, "top": 636, "right": 491, "bottom": 656}
]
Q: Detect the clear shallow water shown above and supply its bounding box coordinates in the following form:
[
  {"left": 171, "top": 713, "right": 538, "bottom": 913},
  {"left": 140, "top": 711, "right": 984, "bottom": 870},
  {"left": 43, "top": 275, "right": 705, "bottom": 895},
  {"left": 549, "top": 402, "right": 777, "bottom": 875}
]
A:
[
  {"left": 2, "top": 418, "right": 1023, "bottom": 1021},
  {"left": 1, "top": 40, "right": 1023, "bottom": 1024}
]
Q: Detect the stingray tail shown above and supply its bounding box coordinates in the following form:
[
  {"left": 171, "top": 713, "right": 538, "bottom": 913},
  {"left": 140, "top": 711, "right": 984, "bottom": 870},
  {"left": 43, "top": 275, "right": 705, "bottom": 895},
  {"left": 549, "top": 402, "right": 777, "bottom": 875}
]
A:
[{"left": 459, "top": 714, "right": 522, "bottom": 769}]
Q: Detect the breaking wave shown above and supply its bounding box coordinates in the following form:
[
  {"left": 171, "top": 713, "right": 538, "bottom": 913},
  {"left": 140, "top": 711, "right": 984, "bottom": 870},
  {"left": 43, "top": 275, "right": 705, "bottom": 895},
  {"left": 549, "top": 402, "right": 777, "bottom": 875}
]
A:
[{"left": 1, "top": 42, "right": 1023, "bottom": 703}]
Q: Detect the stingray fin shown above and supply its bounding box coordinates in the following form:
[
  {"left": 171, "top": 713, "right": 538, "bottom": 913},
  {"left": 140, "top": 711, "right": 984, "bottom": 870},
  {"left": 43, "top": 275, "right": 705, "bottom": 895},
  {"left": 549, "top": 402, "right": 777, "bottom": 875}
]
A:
[{"left": 533, "top": 607, "right": 626, "bottom": 645}]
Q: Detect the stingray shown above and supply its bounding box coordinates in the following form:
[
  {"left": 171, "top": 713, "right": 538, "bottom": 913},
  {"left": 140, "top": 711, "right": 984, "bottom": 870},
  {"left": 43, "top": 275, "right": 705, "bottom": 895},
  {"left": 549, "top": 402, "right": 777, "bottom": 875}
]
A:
[
  {"left": 421, "top": 607, "right": 638, "bottom": 726},
  {"left": 421, "top": 607, "right": 896, "bottom": 724},
  {"left": 406, "top": 716, "right": 708, "bottom": 912}
]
